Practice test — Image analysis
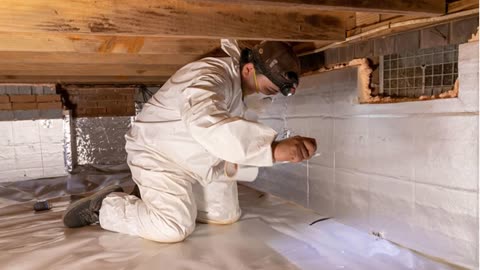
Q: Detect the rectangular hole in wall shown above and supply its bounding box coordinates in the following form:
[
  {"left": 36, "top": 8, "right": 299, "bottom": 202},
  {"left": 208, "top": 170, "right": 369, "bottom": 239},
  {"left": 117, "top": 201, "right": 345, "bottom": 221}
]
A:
[{"left": 380, "top": 44, "right": 459, "bottom": 99}]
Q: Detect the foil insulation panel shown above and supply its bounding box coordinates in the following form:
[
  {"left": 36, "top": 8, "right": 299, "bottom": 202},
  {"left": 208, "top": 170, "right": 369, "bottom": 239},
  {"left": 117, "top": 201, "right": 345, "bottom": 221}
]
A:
[
  {"left": 72, "top": 116, "right": 133, "bottom": 165},
  {"left": 63, "top": 111, "right": 73, "bottom": 172}
]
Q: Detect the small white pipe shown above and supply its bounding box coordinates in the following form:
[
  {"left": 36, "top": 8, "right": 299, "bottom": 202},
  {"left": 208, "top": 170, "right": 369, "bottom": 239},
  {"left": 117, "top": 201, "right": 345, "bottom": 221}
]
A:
[{"left": 299, "top": 9, "right": 479, "bottom": 56}]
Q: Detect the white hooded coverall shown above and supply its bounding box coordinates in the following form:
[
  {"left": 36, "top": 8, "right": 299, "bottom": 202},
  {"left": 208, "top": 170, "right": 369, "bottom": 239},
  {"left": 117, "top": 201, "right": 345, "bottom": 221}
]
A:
[{"left": 99, "top": 40, "right": 277, "bottom": 242}]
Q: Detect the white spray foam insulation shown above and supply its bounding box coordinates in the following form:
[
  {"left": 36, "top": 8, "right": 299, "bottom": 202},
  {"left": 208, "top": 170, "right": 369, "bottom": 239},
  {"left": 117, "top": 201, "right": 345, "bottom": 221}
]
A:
[
  {"left": 247, "top": 41, "right": 479, "bottom": 269},
  {"left": 0, "top": 119, "right": 66, "bottom": 182}
]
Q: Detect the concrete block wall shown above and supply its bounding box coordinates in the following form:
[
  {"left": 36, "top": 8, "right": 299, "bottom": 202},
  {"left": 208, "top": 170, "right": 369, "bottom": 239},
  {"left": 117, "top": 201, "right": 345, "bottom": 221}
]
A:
[
  {"left": 0, "top": 84, "right": 56, "bottom": 95},
  {"left": 0, "top": 84, "right": 66, "bottom": 182},
  {"left": 0, "top": 119, "right": 66, "bottom": 182},
  {"left": 248, "top": 41, "right": 479, "bottom": 269},
  {"left": 323, "top": 16, "right": 478, "bottom": 66}
]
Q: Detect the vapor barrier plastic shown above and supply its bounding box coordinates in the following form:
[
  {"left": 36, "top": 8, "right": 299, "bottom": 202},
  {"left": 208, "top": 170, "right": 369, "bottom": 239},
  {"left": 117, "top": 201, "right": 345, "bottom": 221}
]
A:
[{"left": 0, "top": 167, "right": 463, "bottom": 270}]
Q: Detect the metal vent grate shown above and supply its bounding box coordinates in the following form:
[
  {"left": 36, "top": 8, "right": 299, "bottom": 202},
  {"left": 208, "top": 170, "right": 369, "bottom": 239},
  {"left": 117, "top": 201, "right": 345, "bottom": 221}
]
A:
[{"left": 380, "top": 44, "right": 458, "bottom": 98}]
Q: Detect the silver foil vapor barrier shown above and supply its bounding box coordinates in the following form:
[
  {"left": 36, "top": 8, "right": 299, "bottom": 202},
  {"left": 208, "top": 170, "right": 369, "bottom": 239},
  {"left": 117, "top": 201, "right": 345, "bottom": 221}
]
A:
[{"left": 72, "top": 116, "right": 133, "bottom": 165}]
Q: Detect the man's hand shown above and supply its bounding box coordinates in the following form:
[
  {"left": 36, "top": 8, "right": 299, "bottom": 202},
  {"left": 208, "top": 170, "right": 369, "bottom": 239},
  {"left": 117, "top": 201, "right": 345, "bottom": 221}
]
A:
[{"left": 271, "top": 136, "right": 317, "bottom": 163}]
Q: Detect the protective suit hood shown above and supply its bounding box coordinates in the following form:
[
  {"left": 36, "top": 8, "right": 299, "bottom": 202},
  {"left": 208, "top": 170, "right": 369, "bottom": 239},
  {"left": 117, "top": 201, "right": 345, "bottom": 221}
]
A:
[{"left": 221, "top": 39, "right": 241, "bottom": 65}]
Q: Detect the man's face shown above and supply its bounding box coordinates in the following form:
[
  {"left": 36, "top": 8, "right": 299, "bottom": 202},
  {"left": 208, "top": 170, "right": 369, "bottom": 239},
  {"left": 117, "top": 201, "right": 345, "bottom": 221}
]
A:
[
  {"left": 241, "top": 63, "right": 280, "bottom": 96},
  {"left": 256, "top": 73, "right": 281, "bottom": 96}
]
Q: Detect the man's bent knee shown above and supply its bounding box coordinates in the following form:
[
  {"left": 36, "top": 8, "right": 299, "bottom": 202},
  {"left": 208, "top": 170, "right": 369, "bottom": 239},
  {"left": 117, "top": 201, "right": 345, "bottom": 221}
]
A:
[
  {"left": 196, "top": 209, "right": 241, "bottom": 225},
  {"left": 142, "top": 221, "right": 196, "bottom": 243}
]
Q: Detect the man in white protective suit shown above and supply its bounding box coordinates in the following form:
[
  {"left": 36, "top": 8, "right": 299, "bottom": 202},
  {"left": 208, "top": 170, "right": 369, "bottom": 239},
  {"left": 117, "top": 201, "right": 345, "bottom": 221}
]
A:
[{"left": 62, "top": 39, "right": 317, "bottom": 242}]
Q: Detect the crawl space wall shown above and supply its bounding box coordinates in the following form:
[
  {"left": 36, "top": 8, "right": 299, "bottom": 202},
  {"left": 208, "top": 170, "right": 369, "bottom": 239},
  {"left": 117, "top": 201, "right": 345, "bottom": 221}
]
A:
[
  {"left": 0, "top": 85, "right": 66, "bottom": 182},
  {"left": 248, "top": 41, "right": 479, "bottom": 269}
]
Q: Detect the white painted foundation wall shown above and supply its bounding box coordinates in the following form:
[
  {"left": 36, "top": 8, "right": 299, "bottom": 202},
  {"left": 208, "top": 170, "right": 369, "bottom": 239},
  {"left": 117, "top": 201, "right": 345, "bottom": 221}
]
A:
[
  {"left": 0, "top": 119, "right": 66, "bottom": 182},
  {"left": 249, "top": 41, "right": 479, "bottom": 269}
]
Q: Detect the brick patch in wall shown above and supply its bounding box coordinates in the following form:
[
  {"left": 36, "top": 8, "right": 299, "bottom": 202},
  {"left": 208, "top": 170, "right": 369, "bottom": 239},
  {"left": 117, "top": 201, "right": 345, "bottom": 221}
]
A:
[
  {"left": 99, "top": 100, "right": 120, "bottom": 106},
  {"left": 10, "top": 95, "right": 36, "bottom": 103},
  {"left": 0, "top": 103, "right": 12, "bottom": 110},
  {"left": 0, "top": 94, "right": 63, "bottom": 112},
  {"left": 37, "top": 102, "right": 62, "bottom": 110},
  {"left": 36, "top": 95, "right": 61, "bottom": 103},
  {"left": 61, "top": 85, "right": 136, "bottom": 117},
  {"left": 12, "top": 103, "right": 37, "bottom": 110},
  {"left": 106, "top": 105, "right": 135, "bottom": 115},
  {"left": 0, "top": 96, "right": 9, "bottom": 103},
  {"left": 76, "top": 107, "right": 107, "bottom": 117}
]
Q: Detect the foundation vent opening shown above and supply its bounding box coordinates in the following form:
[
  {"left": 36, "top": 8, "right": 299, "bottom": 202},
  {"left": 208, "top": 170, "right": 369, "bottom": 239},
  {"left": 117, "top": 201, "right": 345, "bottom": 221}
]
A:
[{"left": 378, "top": 44, "right": 459, "bottom": 101}]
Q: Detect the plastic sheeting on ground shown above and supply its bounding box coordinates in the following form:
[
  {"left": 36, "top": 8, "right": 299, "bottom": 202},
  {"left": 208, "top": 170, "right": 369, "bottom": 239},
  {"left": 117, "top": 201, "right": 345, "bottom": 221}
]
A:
[{"left": 0, "top": 166, "right": 465, "bottom": 270}]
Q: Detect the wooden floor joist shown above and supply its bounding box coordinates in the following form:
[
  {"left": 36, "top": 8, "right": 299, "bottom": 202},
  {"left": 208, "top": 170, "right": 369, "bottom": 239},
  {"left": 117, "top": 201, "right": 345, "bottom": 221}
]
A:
[
  {"left": 0, "top": 52, "right": 202, "bottom": 66},
  {"left": 202, "top": 0, "right": 446, "bottom": 16},
  {"left": 0, "top": 0, "right": 348, "bottom": 42},
  {"left": 0, "top": 33, "right": 221, "bottom": 55},
  {"left": 0, "top": 63, "right": 182, "bottom": 77},
  {"left": 0, "top": 76, "right": 170, "bottom": 84},
  {"left": 448, "top": 0, "right": 479, "bottom": 13},
  {"left": 0, "top": 0, "right": 453, "bottom": 85}
]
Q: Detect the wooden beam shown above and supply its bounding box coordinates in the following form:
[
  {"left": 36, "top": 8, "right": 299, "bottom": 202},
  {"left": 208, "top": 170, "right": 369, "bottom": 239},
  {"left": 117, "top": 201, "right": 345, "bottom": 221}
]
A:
[
  {"left": 0, "top": 33, "right": 221, "bottom": 55},
  {"left": 0, "top": 64, "right": 181, "bottom": 77},
  {"left": 0, "top": 52, "right": 201, "bottom": 66},
  {"left": 292, "top": 41, "right": 334, "bottom": 54},
  {"left": 0, "top": 0, "right": 347, "bottom": 42},
  {"left": 448, "top": 0, "right": 479, "bottom": 13},
  {"left": 347, "top": 14, "right": 419, "bottom": 37},
  {"left": 0, "top": 76, "right": 169, "bottom": 84},
  {"left": 355, "top": 12, "right": 381, "bottom": 27},
  {"left": 349, "top": 12, "right": 478, "bottom": 39},
  {"left": 199, "top": 0, "right": 446, "bottom": 16}
]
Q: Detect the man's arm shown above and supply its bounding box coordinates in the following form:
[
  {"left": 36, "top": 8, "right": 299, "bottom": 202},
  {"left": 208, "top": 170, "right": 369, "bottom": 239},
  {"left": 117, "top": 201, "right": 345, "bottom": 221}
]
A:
[{"left": 179, "top": 74, "right": 277, "bottom": 167}]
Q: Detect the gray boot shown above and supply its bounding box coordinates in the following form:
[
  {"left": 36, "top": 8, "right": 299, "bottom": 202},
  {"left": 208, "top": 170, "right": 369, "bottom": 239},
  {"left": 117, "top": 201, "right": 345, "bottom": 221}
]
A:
[{"left": 62, "top": 185, "right": 124, "bottom": 228}]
